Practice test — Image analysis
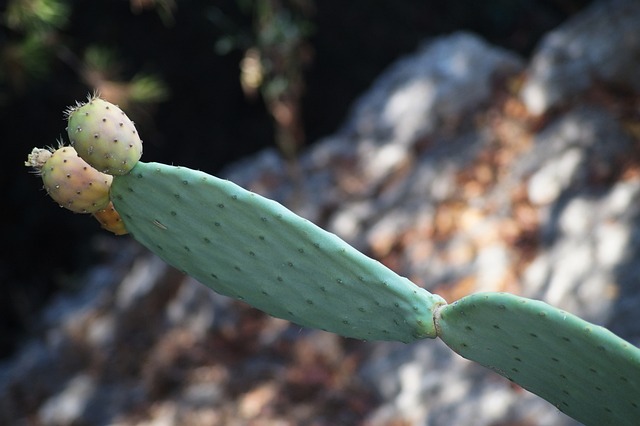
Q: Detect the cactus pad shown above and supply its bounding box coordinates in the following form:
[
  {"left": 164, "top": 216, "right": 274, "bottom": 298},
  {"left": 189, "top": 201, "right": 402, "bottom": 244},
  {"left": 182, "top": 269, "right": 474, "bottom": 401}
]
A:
[
  {"left": 435, "top": 292, "right": 640, "bottom": 425},
  {"left": 110, "top": 161, "right": 446, "bottom": 342},
  {"left": 66, "top": 96, "right": 142, "bottom": 175},
  {"left": 33, "top": 146, "right": 112, "bottom": 213}
]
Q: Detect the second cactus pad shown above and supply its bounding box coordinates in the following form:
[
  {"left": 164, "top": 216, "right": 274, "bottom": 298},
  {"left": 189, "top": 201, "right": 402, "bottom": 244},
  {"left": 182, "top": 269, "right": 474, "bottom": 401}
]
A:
[
  {"left": 110, "top": 162, "right": 446, "bottom": 342},
  {"left": 435, "top": 292, "right": 640, "bottom": 425}
]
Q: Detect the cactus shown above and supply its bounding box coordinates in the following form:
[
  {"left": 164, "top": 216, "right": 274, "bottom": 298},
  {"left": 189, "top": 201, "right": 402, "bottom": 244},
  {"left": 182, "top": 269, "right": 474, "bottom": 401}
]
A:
[
  {"left": 108, "top": 161, "right": 640, "bottom": 425},
  {"left": 110, "top": 161, "right": 445, "bottom": 342},
  {"left": 25, "top": 145, "right": 112, "bottom": 213},
  {"left": 65, "top": 95, "right": 142, "bottom": 175},
  {"left": 436, "top": 292, "right": 640, "bottom": 425},
  {"left": 24, "top": 97, "right": 640, "bottom": 425},
  {"left": 92, "top": 201, "right": 128, "bottom": 235}
]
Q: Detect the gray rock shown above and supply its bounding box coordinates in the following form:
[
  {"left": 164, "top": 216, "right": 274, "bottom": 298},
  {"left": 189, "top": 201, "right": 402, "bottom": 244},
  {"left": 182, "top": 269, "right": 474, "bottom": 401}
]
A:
[
  {"left": 521, "top": 0, "right": 640, "bottom": 115},
  {"left": 344, "top": 32, "right": 523, "bottom": 144},
  {"left": 522, "top": 106, "right": 633, "bottom": 206}
]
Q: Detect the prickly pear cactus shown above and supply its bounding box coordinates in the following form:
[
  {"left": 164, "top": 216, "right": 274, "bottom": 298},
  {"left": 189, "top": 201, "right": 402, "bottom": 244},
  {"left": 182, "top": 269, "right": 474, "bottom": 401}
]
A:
[
  {"left": 93, "top": 201, "right": 128, "bottom": 235},
  {"left": 24, "top": 96, "right": 640, "bottom": 425},
  {"left": 435, "top": 292, "right": 640, "bottom": 426},
  {"left": 25, "top": 146, "right": 112, "bottom": 213},
  {"left": 110, "top": 161, "right": 447, "bottom": 342},
  {"left": 66, "top": 95, "right": 142, "bottom": 175}
]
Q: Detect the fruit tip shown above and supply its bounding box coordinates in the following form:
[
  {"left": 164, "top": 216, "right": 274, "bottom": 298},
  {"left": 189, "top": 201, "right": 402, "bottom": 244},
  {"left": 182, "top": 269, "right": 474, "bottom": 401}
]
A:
[{"left": 24, "top": 147, "right": 53, "bottom": 171}]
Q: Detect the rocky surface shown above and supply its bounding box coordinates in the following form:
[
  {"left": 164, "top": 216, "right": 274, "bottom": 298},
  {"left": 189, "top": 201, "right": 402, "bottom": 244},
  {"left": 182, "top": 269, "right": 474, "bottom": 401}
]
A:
[
  {"left": 521, "top": 0, "right": 640, "bottom": 115},
  {"left": 3, "top": 1, "right": 640, "bottom": 425}
]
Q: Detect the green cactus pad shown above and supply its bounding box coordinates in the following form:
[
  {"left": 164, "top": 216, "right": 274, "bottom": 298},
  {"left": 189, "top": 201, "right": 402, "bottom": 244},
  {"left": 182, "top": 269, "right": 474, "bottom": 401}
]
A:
[
  {"left": 110, "top": 162, "right": 446, "bottom": 342},
  {"left": 435, "top": 292, "right": 640, "bottom": 425}
]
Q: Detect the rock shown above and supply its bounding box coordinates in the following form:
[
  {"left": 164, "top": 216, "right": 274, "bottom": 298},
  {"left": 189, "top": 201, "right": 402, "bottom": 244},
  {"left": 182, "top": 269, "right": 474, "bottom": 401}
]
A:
[
  {"left": 521, "top": 0, "right": 640, "bottom": 115},
  {"left": 344, "top": 32, "right": 523, "bottom": 143},
  {"left": 523, "top": 106, "right": 633, "bottom": 206}
]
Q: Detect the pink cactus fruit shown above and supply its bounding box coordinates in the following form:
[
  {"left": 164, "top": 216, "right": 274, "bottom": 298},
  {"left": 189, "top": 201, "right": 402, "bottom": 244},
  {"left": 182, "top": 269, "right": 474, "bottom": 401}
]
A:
[
  {"left": 66, "top": 95, "right": 142, "bottom": 176},
  {"left": 26, "top": 146, "right": 113, "bottom": 213}
]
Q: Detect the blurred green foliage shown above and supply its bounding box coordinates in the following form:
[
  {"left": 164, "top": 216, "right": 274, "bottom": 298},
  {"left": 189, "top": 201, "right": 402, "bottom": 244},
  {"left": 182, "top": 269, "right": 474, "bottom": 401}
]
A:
[
  {"left": 5, "top": 0, "right": 69, "bottom": 31},
  {"left": 2, "top": 0, "right": 67, "bottom": 91},
  {"left": 212, "top": 0, "right": 315, "bottom": 160},
  {"left": 1, "top": 0, "right": 168, "bottom": 106}
]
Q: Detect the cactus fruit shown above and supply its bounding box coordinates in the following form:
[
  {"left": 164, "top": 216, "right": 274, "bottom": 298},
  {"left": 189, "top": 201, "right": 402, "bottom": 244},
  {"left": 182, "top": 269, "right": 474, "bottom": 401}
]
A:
[
  {"left": 110, "top": 161, "right": 447, "bottom": 342},
  {"left": 65, "top": 95, "right": 142, "bottom": 175},
  {"left": 92, "top": 201, "right": 128, "bottom": 235},
  {"left": 26, "top": 146, "right": 112, "bottom": 213},
  {"left": 435, "top": 293, "right": 640, "bottom": 425}
]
